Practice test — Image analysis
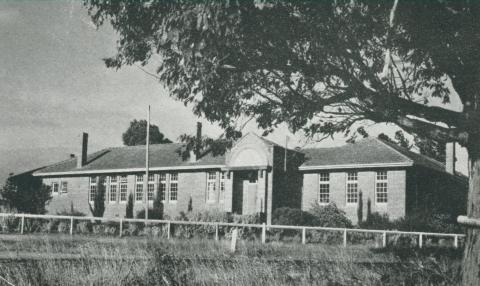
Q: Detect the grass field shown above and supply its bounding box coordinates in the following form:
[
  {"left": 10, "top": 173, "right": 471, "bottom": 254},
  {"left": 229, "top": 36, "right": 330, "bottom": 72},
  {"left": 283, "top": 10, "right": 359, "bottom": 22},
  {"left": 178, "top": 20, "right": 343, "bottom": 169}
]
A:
[{"left": 0, "top": 234, "right": 463, "bottom": 285}]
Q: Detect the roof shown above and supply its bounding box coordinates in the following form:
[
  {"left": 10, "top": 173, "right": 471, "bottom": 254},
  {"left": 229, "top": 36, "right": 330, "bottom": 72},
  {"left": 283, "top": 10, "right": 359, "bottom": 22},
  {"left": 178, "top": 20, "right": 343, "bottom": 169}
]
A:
[
  {"left": 300, "top": 138, "right": 413, "bottom": 170},
  {"left": 34, "top": 143, "right": 225, "bottom": 176}
]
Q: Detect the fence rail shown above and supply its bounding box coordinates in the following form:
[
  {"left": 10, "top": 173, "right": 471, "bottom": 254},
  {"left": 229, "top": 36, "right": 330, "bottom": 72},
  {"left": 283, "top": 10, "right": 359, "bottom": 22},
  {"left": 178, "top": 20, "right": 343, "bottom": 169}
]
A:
[{"left": 0, "top": 212, "right": 466, "bottom": 249}]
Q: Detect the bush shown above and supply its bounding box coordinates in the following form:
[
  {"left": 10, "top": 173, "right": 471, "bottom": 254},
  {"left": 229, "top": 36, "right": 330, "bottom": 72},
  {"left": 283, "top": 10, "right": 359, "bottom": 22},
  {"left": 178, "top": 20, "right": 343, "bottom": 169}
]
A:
[
  {"left": 360, "top": 212, "right": 393, "bottom": 230},
  {"left": 76, "top": 221, "right": 92, "bottom": 234},
  {"left": 272, "top": 207, "right": 317, "bottom": 226},
  {"left": 0, "top": 216, "right": 18, "bottom": 233},
  {"left": 308, "top": 202, "right": 353, "bottom": 228},
  {"left": 393, "top": 213, "right": 463, "bottom": 234},
  {"left": 56, "top": 203, "right": 86, "bottom": 217},
  {"left": 57, "top": 221, "right": 69, "bottom": 233}
]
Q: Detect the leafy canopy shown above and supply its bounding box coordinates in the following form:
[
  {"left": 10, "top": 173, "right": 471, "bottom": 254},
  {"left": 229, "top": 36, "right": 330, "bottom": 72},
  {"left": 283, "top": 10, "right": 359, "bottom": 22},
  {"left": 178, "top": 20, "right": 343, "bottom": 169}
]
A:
[
  {"left": 86, "top": 0, "right": 480, "bottom": 147},
  {"left": 122, "top": 119, "right": 172, "bottom": 146}
]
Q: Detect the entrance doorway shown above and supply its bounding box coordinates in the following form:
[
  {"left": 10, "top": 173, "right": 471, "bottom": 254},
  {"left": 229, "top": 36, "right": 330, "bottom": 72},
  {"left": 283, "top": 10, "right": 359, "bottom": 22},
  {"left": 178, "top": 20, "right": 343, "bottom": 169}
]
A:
[{"left": 232, "top": 170, "right": 258, "bottom": 214}]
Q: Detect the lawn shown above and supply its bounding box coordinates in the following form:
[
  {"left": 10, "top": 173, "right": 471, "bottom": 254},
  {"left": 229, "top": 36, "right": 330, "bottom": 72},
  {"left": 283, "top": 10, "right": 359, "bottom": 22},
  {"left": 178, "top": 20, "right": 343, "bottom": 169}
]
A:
[{"left": 0, "top": 234, "right": 463, "bottom": 285}]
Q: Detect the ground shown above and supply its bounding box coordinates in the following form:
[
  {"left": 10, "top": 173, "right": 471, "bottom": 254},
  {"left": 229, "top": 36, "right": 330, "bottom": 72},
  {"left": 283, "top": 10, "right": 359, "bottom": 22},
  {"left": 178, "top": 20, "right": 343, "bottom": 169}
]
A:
[{"left": 0, "top": 234, "right": 463, "bottom": 285}]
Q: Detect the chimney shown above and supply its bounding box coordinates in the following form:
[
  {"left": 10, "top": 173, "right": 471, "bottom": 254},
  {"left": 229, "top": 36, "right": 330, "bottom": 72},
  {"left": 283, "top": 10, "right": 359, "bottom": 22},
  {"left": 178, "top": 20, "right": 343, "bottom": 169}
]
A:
[
  {"left": 77, "top": 132, "right": 88, "bottom": 168},
  {"left": 195, "top": 122, "right": 202, "bottom": 158},
  {"left": 446, "top": 142, "right": 456, "bottom": 174}
]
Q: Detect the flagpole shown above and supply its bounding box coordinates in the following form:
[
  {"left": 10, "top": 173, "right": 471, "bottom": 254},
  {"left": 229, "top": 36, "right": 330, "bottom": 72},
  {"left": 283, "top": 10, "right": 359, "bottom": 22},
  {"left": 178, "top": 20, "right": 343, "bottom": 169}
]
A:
[
  {"left": 144, "top": 105, "right": 150, "bottom": 221},
  {"left": 284, "top": 136, "right": 288, "bottom": 172}
]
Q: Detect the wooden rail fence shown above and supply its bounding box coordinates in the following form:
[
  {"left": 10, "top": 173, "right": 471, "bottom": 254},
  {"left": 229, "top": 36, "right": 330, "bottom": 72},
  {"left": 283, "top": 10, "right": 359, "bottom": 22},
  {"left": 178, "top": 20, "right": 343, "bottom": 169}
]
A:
[{"left": 0, "top": 213, "right": 466, "bottom": 248}]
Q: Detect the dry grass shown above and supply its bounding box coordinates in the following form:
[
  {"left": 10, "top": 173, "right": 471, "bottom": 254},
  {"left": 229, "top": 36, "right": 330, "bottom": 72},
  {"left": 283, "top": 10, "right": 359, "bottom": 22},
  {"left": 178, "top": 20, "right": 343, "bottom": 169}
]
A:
[{"left": 0, "top": 234, "right": 462, "bottom": 285}]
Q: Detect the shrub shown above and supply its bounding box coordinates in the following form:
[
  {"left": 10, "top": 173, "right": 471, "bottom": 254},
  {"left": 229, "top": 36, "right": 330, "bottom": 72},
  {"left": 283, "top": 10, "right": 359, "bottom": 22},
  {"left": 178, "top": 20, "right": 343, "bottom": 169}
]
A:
[
  {"left": 272, "top": 207, "right": 317, "bottom": 226},
  {"left": 125, "top": 193, "right": 134, "bottom": 218},
  {"left": 56, "top": 202, "right": 86, "bottom": 217},
  {"left": 57, "top": 221, "right": 69, "bottom": 233},
  {"left": 360, "top": 212, "right": 393, "bottom": 230},
  {"left": 0, "top": 216, "right": 18, "bottom": 233},
  {"left": 76, "top": 221, "right": 92, "bottom": 234},
  {"left": 308, "top": 202, "right": 352, "bottom": 228},
  {"left": 392, "top": 213, "right": 463, "bottom": 234}
]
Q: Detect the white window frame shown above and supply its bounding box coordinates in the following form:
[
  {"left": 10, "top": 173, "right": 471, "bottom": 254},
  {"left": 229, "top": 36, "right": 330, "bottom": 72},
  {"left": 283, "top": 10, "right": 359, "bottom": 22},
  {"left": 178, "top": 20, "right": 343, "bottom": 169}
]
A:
[
  {"left": 119, "top": 175, "right": 128, "bottom": 203},
  {"left": 206, "top": 171, "right": 217, "bottom": 203},
  {"left": 159, "top": 173, "right": 167, "bottom": 202},
  {"left": 318, "top": 172, "right": 330, "bottom": 204},
  {"left": 135, "top": 174, "right": 144, "bottom": 202},
  {"left": 219, "top": 171, "right": 226, "bottom": 203},
  {"left": 147, "top": 174, "right": 155, "bottom": 202},
  {"left": 52, "top": 182, "right": 59, "bottom": 195},
  {"left": 89, "top": 176, "right": 97, "bottom": 202},
  {"left": 169, "top": 173, "right": 178, "bottom": 202},
  {"left": 346, "top": 171, "right": 358, "bottom": 204},
  {"left": 109, "top": 175, "right": 118, "bottom": 203},
  {"left": 375, "top": 171, "right": 388, "bottom": 204}
]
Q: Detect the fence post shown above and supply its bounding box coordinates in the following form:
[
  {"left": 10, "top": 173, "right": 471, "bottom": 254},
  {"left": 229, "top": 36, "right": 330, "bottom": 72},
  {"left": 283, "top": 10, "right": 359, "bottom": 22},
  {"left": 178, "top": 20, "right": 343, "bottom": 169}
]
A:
[
  {"left": 454, "top": 235, "right": 458, "bottom": 248},
  {"left": 215, "top": 223, "right": 219, "bottom": 241},
  {"left": 343, "top": 229, "right": 347, "bottom": 247},
  {"left": 119, "top": 218, "right": 123, "bottom": 238},
  {"left": 20, "top": 214, "right": 24, "bottom": 235},
  {"left": 419, "top": 233, "right": 423, "bottom": 248},
  {"left": 261, "top": 223, "right": 266, "bottom": 244},
  {"left": 70, "top": 217, "right": 74, "bottom": 235},
  {"left": 382, "top": 231, "right": 387, "bottom": 247},
  {"left": 302, "top": 227, "right": 306, "bottom": 244},
  {"left": 167, "top": 221, "right": 171, "bottom": 239}
]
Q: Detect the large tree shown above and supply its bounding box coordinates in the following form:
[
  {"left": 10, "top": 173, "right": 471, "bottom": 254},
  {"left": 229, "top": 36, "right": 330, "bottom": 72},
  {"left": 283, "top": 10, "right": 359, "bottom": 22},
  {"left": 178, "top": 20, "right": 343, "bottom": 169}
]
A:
[
  {"left": 86, "top": 1, "right": 480, "bottom": 283},
  {"left": 122, "top": 119, "right": 172, "bottom": 146},
  {"left": 1, "top": 173, "right": 52, "bottom": 214}
]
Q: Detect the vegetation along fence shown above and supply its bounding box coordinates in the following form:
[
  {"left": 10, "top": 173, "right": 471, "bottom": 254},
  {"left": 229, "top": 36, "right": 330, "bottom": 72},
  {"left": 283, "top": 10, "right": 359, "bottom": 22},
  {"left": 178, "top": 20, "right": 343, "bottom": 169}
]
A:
[{"left": 0, "top": 213, "right": 465, "bottom": 249}]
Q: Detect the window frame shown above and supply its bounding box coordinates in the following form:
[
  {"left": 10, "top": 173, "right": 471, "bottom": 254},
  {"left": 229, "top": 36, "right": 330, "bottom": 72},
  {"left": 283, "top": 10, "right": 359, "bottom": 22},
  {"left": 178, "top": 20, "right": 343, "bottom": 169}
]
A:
[
  {"left": 375, "top": 171, "right": 388, "bottom": 204},
  {"left": 169, "top": 173, "right": 178, "bottom": 202},
  {"left": 135, "top": 174, "right": 144, "bottom": 202},
  {"left": 318, "top": 172, "right": 330, "bottom": 204},
  {"left": 119, "top": 175, "right": 128, "bottom": 203},
  {"left": 147, "top": 173, "right": 155, "bottom": 202},
  {"left": 206, "top": 171, "right": 217, "bottom": 203},
  {"left": 89, "top": 176, "right": 97, "bottom": 203},
  {"left": 346, "top": 171, "right": 359, "bottom": 205},
  {"left": 109, "top": 175, "right": 118, "bottom": 203},
  {"left": 52, "top": 182, "right": 59, "bottom": 195},
  {"left": 159, "top": 173, "right": 167, "bottom": 202}
]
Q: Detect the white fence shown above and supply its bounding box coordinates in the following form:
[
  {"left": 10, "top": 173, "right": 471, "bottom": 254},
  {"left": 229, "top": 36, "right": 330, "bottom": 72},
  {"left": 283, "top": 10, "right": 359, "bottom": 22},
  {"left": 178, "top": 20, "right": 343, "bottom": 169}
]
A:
[{"left": 0, "top": 212, "right": 466, "bottom": 248}]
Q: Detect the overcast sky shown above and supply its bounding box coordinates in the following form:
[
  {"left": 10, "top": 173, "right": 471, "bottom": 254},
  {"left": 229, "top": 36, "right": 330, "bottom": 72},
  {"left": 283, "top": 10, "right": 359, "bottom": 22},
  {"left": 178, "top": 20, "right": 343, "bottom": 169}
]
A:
[{"left": 0, "top": 1, "right": 469, "bottom": 175}]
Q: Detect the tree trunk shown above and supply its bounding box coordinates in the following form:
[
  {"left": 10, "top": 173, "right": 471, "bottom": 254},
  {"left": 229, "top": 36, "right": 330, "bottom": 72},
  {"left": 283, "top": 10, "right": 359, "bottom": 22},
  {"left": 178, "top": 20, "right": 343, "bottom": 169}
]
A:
[{"left": 463, "top": 133, "right": 480, "bottom": 285}]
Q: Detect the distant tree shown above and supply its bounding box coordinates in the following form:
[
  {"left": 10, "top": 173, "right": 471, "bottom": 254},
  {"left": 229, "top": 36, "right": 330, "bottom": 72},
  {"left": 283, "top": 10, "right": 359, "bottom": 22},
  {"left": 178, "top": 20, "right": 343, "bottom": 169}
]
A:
[
  {"left": 89, "top": 176, "right": 105, "bottom": 217},
  {"left": 394, "top": 130, "right": 412, "bottom": 149},
  {"left": 1, "top": 174, "right": 52, "bottom": 214},
  {"left": 125, "top": 193, "right": 134, "bottom": 219},
  {"left": 122, "top": 119, "right": 172, "bottom": 146}
]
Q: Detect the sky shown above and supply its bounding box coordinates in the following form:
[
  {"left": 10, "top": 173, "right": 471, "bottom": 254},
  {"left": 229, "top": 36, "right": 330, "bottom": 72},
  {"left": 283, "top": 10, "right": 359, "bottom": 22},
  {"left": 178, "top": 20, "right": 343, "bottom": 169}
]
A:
[{"left": 0, "top": 1, "right": 469, "bottom": 176}]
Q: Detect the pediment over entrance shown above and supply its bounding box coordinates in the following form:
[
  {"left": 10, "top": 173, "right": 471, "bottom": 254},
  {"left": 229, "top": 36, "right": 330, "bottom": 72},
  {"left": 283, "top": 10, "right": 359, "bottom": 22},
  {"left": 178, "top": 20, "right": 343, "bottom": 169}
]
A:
[{"left": 226, "top": 133, "right": 273, "bottom": 168}]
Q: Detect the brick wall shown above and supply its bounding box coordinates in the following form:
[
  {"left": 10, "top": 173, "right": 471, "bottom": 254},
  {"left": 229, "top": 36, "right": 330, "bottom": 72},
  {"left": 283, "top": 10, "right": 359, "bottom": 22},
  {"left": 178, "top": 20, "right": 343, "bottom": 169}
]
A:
[
  {"left": 301, "top": 169, "right": 406, "bottom": 224},
  {"left": 42, "top": 170, "right": 225, "bottom": 219}
]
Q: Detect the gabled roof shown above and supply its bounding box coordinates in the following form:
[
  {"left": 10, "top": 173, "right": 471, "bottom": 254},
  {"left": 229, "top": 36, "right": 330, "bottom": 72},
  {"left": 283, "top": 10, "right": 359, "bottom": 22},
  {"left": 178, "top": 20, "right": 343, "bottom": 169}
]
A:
[
  {"left": 300, "top": 138, "right": 413, "bottom": 170},
  {"left": 34, "top": 143, "right": 225, "bottom": 176}
]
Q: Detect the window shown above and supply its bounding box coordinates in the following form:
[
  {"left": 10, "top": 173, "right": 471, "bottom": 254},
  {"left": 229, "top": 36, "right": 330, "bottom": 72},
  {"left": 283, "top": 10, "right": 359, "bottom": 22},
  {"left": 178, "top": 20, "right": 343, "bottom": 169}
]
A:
[
  {"left": 89, "top": 177, "right": 97, "bottom": 202},
  {"left": 148, "top": 174, "right": 155, "bottom": 202},
  {"left": 346, "top": 172, "right": 358, "bottom": 204},
  {"left": 61, "top": 182, "right": 68, "bottom": 194},
  {"left": 135, "top": 175, "right": 143, "bottom": 201},
  {"left": 318, "top": 172, "right": 330, "bottom": 204},
  {"left": 376, "top": 171, "right": 388, "bottom": 203},
  {"left": 170, "top": 173, "right": 178, "bottom": 202},
  {"left": 52, "top": 182, "right": 59, "bottom": 194},
  {"left": 109, "top": 176, "right": 118, "bottom": 203},
  {"left": 159, "top": 173, "right": 167, "bottom": 201},
  {"left": 119, "top": 175, "right": 128, "bottom": 202},
  {"left": 206, "top": 172, "right": 216, "bottom": 202},
  {"left": 219, "top": 172, "right": 226, "bottom": 202}
]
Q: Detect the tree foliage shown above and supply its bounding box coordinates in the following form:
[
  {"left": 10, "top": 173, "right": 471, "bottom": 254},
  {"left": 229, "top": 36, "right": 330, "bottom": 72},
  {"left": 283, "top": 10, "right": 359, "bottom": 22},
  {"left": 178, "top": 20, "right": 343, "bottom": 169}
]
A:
[
  {"left": 122, "top": 119, "right": 172, "bottom": 146},
  {"left": 0, "top": 173, "right": 52, "bottom": 214},
  {"left": 89, "top": 176, "right": 106, "bottom": 217},
  {"left": 125, "top": 193, "right": 134, "bottom": 219},
  {"left": 85, "top": 2, "right": 480, "bottom": 283}
]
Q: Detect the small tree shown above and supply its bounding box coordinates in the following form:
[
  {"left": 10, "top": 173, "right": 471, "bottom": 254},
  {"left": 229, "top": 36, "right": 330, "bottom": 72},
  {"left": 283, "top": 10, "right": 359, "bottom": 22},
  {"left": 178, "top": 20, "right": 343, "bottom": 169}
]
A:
[
  {"left": 89, "top": 176, "right": 105, "bottom": 217},
  {"left": 187, "top": 196, "right": 193, "bottom": 212},
  {"left": 125, "top": 193, "right": 134, "bottom": 218},
  {"left": 1, "top": 173, "right": 52, "bottom": 214}
]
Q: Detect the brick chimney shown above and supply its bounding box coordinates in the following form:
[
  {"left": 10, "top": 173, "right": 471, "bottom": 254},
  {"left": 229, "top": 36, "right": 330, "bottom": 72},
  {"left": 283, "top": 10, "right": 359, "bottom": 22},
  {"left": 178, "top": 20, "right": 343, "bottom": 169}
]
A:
[
  {"left": 195, "top": 122, "right": 202, "bottom": 156},
  {"left": 77, "top": 132, "right": 88, "bottom": 168},
  {"left": 446, "top": 142, "right": 456, "bottom": 174}
]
